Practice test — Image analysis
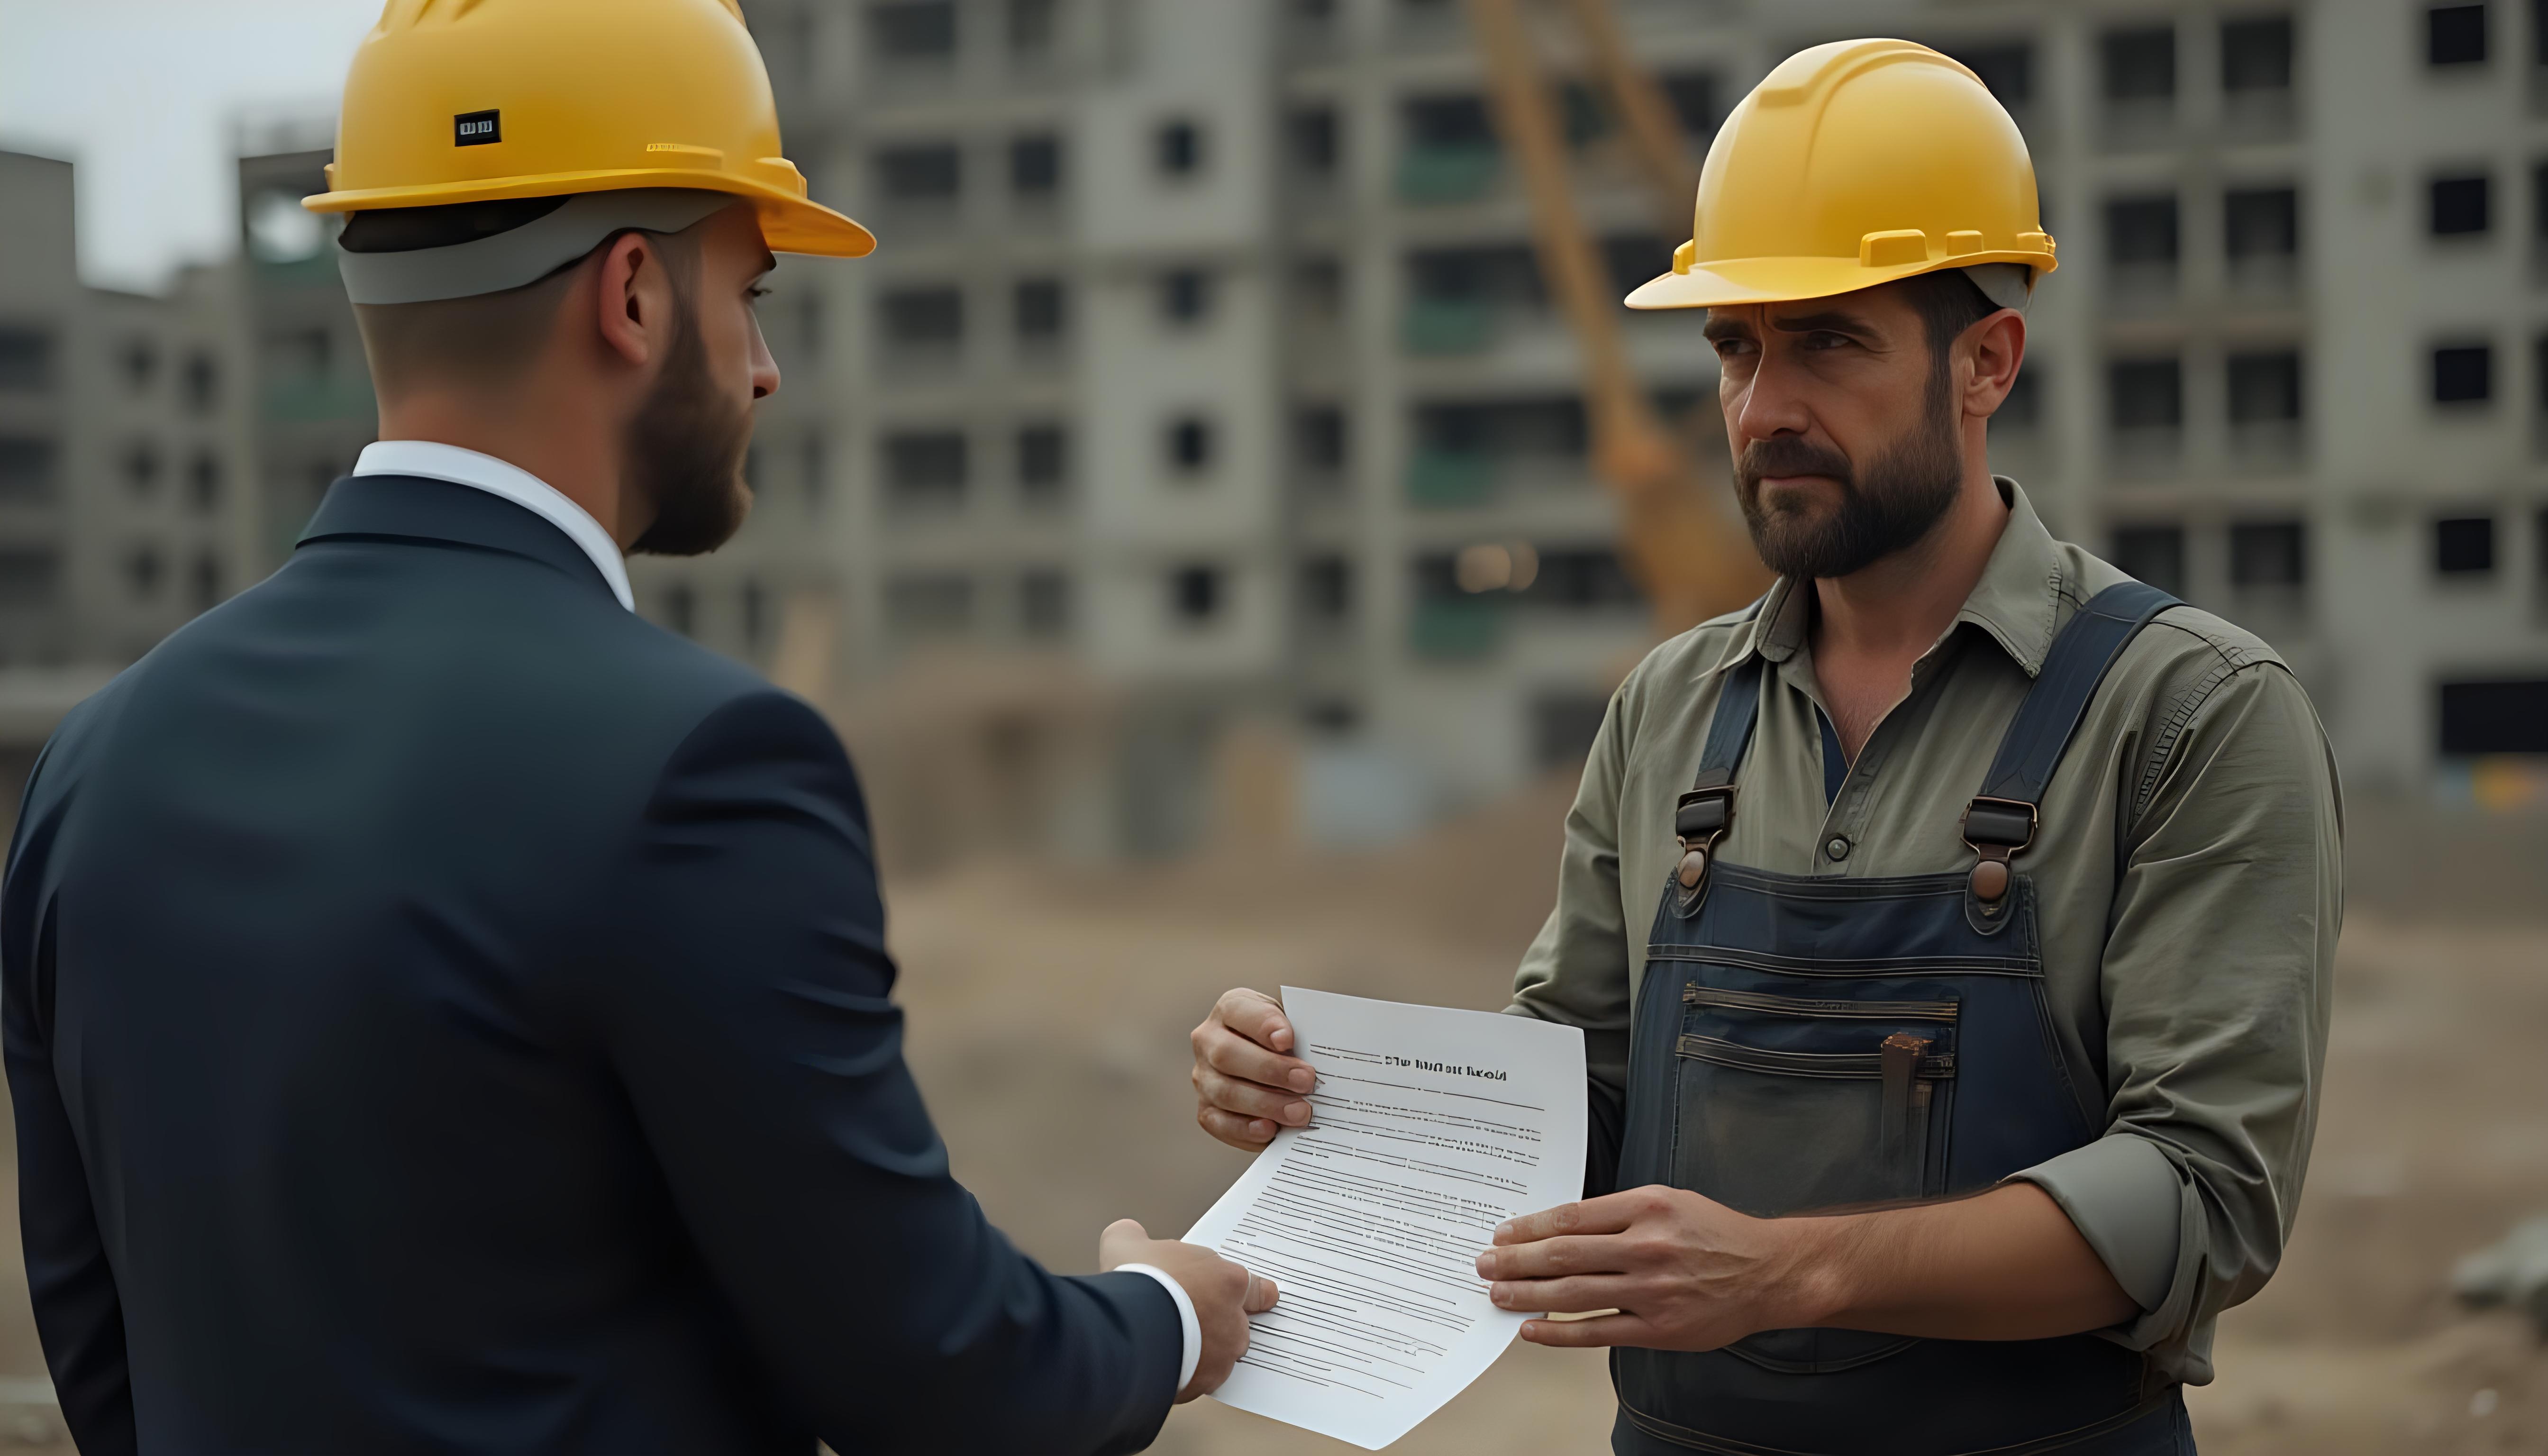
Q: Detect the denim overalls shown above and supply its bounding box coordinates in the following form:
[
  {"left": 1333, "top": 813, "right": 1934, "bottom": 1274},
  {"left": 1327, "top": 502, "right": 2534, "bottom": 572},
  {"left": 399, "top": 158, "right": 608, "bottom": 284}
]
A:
[{"left": 1609, "top": 583, "right": 2195, "bottom": 1456}]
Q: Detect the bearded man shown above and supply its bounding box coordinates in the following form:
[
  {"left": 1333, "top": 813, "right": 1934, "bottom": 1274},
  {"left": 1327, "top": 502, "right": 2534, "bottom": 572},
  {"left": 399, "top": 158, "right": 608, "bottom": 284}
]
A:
[
  {"left": 0, "top": 5, "right": 1273, "bottom": 1453},
  {"left": 1187, "top": 40, "right": 2338, "bottom": 1456}
]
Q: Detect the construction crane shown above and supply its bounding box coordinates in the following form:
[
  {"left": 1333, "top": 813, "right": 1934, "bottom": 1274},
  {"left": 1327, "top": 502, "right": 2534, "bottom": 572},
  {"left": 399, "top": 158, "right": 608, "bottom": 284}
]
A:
[{"left": 1461, "top": 0, "right": 1769, "bottom": 635}]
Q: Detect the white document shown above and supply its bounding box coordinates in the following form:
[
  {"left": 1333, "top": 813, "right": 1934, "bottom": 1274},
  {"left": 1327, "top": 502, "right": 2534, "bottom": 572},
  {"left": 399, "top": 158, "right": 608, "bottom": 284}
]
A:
[{"left": 1185, "top": 987, "right": 1586, "bottom": 1450}]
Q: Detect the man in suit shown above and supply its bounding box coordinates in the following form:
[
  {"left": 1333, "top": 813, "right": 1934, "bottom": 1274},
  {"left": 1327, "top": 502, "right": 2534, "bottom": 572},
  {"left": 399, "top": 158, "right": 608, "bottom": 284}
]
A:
[{"left": 2, "top": 2, "right": 1269, "bottom": 1451}]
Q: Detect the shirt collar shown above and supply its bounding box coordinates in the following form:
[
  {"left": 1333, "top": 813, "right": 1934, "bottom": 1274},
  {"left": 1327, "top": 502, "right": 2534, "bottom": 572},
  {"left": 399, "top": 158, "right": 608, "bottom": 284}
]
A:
[
  {"left": 1706, "top": 476, "right": 2070, "bottom": 681},
  {"left": 353, "top": 441, "right": 635, "bottom": 612}
]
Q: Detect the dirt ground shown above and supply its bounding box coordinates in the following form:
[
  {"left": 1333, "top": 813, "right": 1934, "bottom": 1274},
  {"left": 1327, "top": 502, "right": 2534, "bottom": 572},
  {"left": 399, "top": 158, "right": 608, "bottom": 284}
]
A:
[{"left": 0, "top": 785, "right": 2538, "bottom": 1452}]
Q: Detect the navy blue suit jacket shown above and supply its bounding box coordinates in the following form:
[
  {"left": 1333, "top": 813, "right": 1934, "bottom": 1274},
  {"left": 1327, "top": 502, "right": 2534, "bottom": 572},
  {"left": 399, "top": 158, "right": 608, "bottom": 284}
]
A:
[{"left": 1, "top": 475, "right": 1180, "bottom": 1454}]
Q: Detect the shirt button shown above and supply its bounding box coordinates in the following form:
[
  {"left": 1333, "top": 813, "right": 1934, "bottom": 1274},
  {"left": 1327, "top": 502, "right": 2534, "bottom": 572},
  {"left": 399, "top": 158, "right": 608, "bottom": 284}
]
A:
[{"left": 1824, "top": 836, "right": 1851, "bottom": 862}]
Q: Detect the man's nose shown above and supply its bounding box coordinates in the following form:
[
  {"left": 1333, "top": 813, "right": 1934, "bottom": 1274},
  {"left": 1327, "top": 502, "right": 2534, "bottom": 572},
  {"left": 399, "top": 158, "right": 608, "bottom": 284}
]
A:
[{"left": 1734, "top": 350, "right": 1813, "bottom": 446}]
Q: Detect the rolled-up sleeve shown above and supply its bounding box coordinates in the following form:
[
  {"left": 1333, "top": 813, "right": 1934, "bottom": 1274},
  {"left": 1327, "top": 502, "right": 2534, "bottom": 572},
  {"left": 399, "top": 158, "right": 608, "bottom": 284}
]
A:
[{"left": 2009, "top": 660, "right": 2341, "bottom": 1377}]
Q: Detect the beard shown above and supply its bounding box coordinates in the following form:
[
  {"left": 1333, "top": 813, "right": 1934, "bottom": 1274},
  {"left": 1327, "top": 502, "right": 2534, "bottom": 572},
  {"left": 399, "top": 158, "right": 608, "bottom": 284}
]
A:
[
  {"left": 1732, "top": 386, "right": 1964, "bottom": 580},
  {"left": 626, "top": 299, "right": 754, "bottom": 557}
]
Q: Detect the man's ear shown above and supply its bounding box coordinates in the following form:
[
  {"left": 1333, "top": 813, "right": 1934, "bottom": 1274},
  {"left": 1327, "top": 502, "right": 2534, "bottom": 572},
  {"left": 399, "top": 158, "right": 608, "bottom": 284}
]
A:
[
  {"left": 1962, "top": 309, "right": 2027, "bottom": 420},
  {"left": 593, "top": 232, "right": 671, "bottom": 370}
]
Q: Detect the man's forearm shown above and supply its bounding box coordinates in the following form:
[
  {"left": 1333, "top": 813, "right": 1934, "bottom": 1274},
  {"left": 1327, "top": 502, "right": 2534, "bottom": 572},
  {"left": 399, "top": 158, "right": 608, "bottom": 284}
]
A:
[{"left": 1784, "top": 1183, "right": 2138, "bottom": 1340}]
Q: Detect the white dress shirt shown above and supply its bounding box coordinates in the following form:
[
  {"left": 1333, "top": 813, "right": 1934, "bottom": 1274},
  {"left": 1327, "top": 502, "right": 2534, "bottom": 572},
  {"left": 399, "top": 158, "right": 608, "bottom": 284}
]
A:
[
  {"left": 1115, "top": 1264, "right": 1202, "bottom": 1393},
  {"left": 351, "top": 437, "right": 1208, "bottom": 1391},
  {"left": 353, "top": 440, "right": 635, "bottom": 612}
]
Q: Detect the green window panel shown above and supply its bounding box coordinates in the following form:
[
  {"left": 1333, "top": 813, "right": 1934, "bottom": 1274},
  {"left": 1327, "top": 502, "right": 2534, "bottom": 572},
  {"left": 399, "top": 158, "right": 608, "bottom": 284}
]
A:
[
  {"left": 1395, "top": 143, "right": 1500, "bottom": 205},
  {"left": 1405, "top": 448, "right": 1495, "bottom": 508},
  {"left": 1409, "top": 596, "right": 1506, "bottom": 660}
]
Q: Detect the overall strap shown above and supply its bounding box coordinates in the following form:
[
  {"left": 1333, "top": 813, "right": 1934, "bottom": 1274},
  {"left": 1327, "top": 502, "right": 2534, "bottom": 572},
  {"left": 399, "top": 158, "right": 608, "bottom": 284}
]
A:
[
  {"left": 1671, "top": 594, "right": 1773, "bottom": 903},
  {"left": 1689, "top": 656, "right": 1765, "bottom": 793},
  {"left": 1960, "top": 581, "right": 2180, "bottom": 921}
]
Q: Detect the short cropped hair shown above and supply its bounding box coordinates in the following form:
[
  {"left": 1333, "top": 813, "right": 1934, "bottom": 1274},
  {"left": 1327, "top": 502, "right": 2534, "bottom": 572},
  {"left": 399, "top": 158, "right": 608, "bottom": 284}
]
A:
[
  {"left": 1893, "top": 268, "right": 2004, "bottom": 361},
  {"left": 349, "top": 200, "right": 701, "bottom": 400}
]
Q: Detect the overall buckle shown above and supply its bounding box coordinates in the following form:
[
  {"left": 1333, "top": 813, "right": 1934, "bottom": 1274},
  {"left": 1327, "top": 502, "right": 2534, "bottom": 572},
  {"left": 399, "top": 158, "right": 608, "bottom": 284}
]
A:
[
  {"left": 1673, "top": 785, "right": 1736, "bottom": 893},
  {"left": 1959, "top": 796, "right": 2037, "bottom": 916}
]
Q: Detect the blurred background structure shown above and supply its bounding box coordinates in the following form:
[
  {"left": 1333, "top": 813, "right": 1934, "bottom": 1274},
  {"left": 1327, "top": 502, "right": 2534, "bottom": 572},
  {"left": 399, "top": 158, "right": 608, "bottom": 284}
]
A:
[
  {"left": 0, "top": 0, "right": 2546, "bottom": 1452},
  {"left": 6, "top": 0, "right": 2548, "bottom": 854}
]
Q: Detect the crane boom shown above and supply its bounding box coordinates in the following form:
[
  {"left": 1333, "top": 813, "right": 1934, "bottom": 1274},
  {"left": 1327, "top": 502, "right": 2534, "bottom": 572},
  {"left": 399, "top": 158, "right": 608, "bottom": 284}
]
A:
[{"left": 1460, "top": 0, "right": 1767, "bottom": 634}]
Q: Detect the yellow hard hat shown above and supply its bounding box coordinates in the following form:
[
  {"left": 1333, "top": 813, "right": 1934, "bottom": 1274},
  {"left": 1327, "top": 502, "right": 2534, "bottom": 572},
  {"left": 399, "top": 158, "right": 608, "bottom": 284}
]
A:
[
  {"left": 302, "top": 0, "right": 874, "bottom": 259},
  {"left": 1626, "top": 39, "right": 2053, "bottom": 311}
]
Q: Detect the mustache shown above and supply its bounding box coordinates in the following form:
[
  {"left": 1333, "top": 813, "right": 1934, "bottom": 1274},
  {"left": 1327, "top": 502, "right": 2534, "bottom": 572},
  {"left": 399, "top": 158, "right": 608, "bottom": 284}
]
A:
[{"left": 1738, "top": 437, "right": 1855, "bottom": 489}]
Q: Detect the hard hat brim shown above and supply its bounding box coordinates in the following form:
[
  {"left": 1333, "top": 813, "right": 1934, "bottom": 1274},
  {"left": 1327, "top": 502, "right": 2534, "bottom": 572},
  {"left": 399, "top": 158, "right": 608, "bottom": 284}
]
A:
[
  {"left": 306, "top": 171, "right": 876, "bottom": 259},
  {"left": 1625, "top": 249, "right": 2055, "bottom": 311}
]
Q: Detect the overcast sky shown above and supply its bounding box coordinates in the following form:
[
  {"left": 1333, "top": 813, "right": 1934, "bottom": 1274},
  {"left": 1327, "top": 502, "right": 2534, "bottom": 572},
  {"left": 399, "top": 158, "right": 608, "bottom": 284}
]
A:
[{"left": 0, "top": 0, "right": 381, "bottom": 292}]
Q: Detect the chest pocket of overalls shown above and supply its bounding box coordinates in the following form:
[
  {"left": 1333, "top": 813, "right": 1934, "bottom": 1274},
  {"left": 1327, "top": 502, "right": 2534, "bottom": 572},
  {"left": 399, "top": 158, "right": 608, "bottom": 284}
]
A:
[{"left": 1671, "top": 983, "right": 1957, "bottom": 1217}]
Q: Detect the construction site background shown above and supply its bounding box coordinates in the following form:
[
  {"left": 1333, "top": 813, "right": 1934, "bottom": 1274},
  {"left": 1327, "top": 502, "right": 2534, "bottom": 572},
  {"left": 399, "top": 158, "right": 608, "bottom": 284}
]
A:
[{"left": 1, "top": 0, "right": 2546, "bottom": 1449}]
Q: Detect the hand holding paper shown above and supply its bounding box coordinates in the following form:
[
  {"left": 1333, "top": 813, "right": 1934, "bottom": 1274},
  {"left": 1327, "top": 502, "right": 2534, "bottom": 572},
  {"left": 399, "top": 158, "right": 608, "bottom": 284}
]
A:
[{"left": 1183, "top": 989, "right": 1585, "bottom": 1449}]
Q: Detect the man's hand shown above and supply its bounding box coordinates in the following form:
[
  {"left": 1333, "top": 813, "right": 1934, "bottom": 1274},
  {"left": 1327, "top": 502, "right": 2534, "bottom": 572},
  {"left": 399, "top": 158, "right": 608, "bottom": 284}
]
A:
[
  {"left": 1474, "top": 1187, "right": 1823, "bottom": 1351},
  {"left": 1474, "top": 1182, "right": 2138, "bottom": 1349},
  {"left": 1099, "top": 1219, "right": 1278, "bottom": 1401},
  {"left": 1189, "top": 988, "right": 1317, "bottom": 1151}
]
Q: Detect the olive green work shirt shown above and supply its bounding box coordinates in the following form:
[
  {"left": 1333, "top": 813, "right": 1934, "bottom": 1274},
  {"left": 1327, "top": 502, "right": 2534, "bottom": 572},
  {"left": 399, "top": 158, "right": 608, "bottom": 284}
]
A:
[{"left": 1506, "top": 480, "right": 2341, "bottom": 1386}]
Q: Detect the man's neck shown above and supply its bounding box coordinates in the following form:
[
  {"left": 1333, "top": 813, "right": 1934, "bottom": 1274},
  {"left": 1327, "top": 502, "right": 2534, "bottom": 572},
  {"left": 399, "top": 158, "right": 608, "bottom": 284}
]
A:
[
  {"left": 1811, "top": 470, "right": 2010, "bottom": 668},
  {"left": 375, "top": 391, "right": 637, "bottom": 548}
]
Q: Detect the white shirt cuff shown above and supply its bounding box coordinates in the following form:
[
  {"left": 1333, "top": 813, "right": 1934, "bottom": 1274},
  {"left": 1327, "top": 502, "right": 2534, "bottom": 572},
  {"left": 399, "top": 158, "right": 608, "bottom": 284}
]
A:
[{"left": 1116, "top": 1264, "right": 1201, "bottom": 1393}]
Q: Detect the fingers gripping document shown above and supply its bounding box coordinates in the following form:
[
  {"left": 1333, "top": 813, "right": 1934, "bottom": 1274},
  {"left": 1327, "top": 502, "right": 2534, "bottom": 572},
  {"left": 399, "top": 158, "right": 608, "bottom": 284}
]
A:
[{"left": 1186, "top": 989, "right": 1585, "bottom": 1449}]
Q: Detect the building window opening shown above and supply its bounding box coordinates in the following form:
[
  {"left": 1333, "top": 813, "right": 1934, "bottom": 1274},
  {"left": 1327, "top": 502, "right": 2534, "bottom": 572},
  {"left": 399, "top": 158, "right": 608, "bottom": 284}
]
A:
[
  {"left": 884, "top": 430, "right": 969, "bottom": 512},
  {"left": 871, "top": 0, "right": 957, "bottom": 62},
  {"left": 1011, "top": 133, "right": 1063, "bottom": 195},
  {"left": 2433, "top": 343, "right": 2494, "bottom": 404},
  {"left": 191, "top": 553, "right": 222, "bottom": 612},
  {"left": 1018, "top": 423, "right": 1070, "bottom": 506},
  {"left": 126, "top": 546, "right": 164, "bottom": 602},
  {"left": 1297, "top": 405, "right": 1348, "bottom": 473},
  {"left": 2100, "top": 26, "right": 2177, "bottom": 101},
  {"left": 2428, "top": 3, "right": 2489, "bottom": 66},
  {"left": 2109, "top": 357, "right": 2184, "bottom": 429},
  {"left": 124, "top": 443, "right": 162, "bottom": 498},
  {"left": 2430, "top": 173, "right": 2492, "bottom": 235},
  {"left": 1007, "top": 0, "right": 1057, "bottom": 55},
  {"left": 0, "top": 437, "right": 58, "bottom": 504},
  {"left": 1019, "top": 567, "right": 1071, "bottom": 637},
  {"left": 1940, "top": 46, "right": 2029, "bottom": 108},
  {"left": 120, "top": 338, "right": 156, "bottom": 394},
  {"left": 0, "top": 327, "right": 55, "bottom": 392},
  {"left": 1301, "top": 554, "right": 1353, "bottom": 620},
  {"left": 876, "top": 143, "right": 963, "bottom": 203},
  {"left": 2112, "top": 525, "right": 2188, "bottom": 597},
  {"left": 2230, "top": 519, "right": 2308, "bottom": 589},
  {"left": 881, "top": 286, "right": 965, "bottom": 350},
  {"left": 2225, "top": 187, "right": 2300, "bottom": 261},
  {"left": 1290, "top": 106, "right": 1340, "bottom": 175},
  {"left": 2228, "top": 350, "right": 2303, "bottom": 424},
  {"left": 1166, "top": 414, "right": 1216, "bottom": 475},
  {"left": 1170, "top": 564, "right": 1224, "bottom": 623},
  {"left": 2435, "top": 515, "right": 2497, "bottom": 574},
  {"left": 887, "top": 572, "right": 977, "bottom": 640},
  {"left": 1156, "top": 118, "right": 1204, "bottom": 178},
  {"left": 183, "top": 352, "right": 218, "bottom": 414},
  {"left": 1014, "top": 277, "right": 1067, "bottom": 343},
  {"left": 2438, "top": 678, "right": 2548, "bottom": 755},
  {"left": 2221, "top": 17, "right": 2294, "bottom": 91},
  {"left": 189, "top": 453, "right": 223, "bottom": 510},
  {"left": 1159, "top": 268, "right": 1213, "bottom": 324}
]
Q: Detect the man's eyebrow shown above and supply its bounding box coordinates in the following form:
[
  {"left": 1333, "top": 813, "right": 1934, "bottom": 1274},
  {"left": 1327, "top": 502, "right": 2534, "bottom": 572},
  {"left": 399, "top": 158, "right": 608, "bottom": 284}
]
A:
[
  {"left": 758, "top": 250, "right": 779, "bottom": 277},
  {"left": 1767, "top": 310, "right": 1877, "bottom": 336},
  {"left": 1700, "top": 314, "right": 1752, "bottom": 342}
]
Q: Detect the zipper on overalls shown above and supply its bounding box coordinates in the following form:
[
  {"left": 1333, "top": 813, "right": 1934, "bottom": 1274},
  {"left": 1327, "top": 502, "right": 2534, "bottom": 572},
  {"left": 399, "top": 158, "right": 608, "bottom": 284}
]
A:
[{"left": 1880, "top": 1032, "right": 1932, "bottom": 1177}]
